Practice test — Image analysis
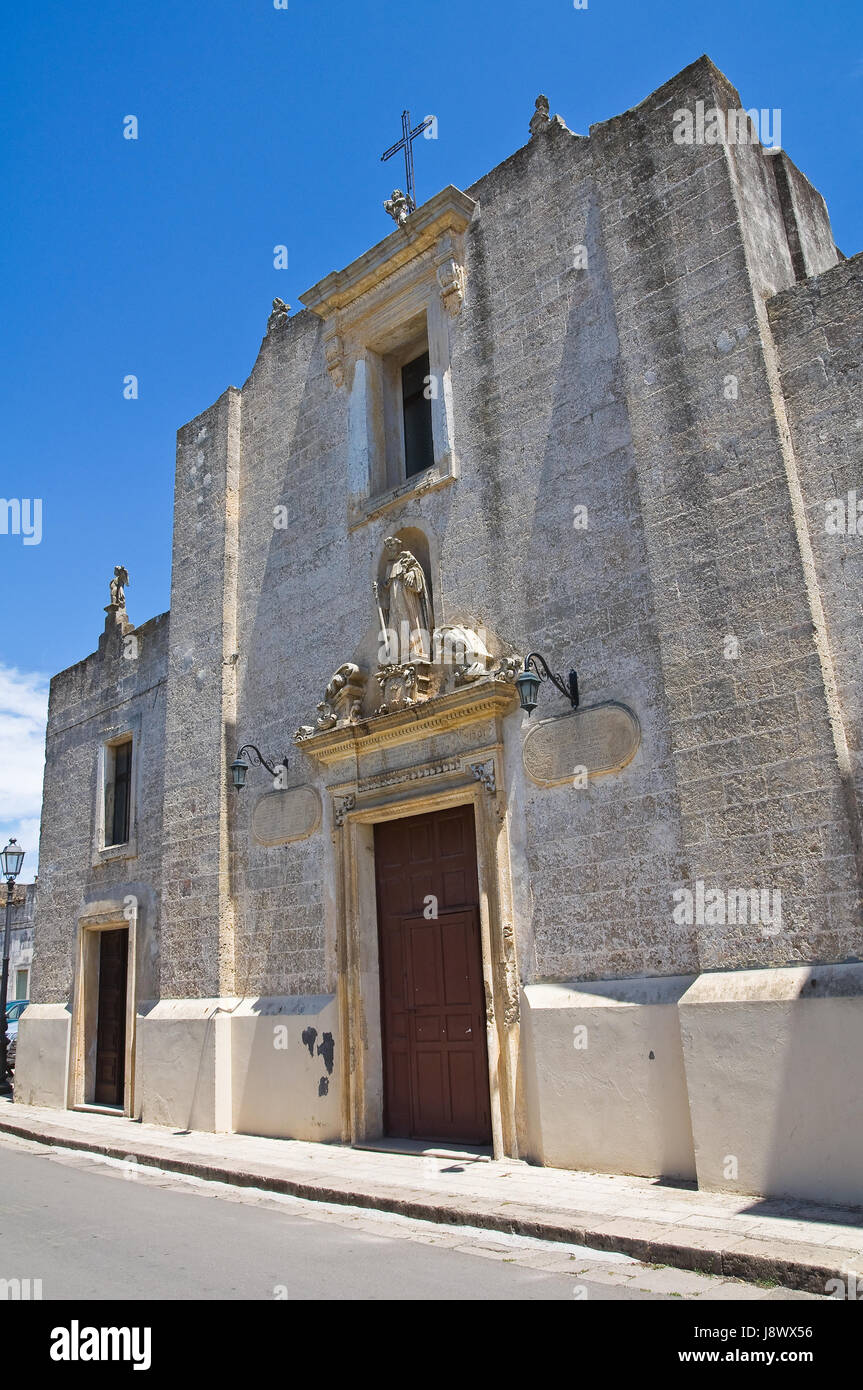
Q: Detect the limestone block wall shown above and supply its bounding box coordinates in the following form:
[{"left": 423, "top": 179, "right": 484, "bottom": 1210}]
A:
[
  {"left": 768, "top": 255, "right": 863, "bottom": 835},
  {"left": 160, "top": 388, "right": 241, "bottom": 1000},
  {"left": 592, "top": 56, "right": 861, "bottom": 972},
  {"left": 232, "top": 309, "right": 336, "bottom": 999},
  {"left": 29, "top": 611, "right": 168, "bottom": 1007},
  {"left": 168, "top": 56, "right": 863, "bottom": 1009},
  {"left": 227, "top": 105, "right": 686, "bottom": 996}
]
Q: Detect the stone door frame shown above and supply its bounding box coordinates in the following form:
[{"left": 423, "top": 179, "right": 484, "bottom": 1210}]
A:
[
  {"left": 331, "top": 747, "right": 521, "bottom": 1160},
  {"left": 68, "top": 908, "right": 137, "bottom": 1116}
]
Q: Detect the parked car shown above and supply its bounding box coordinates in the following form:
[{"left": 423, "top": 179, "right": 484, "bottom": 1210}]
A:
[{"left": 5, "top": 999, "right": 28, "bottom": 1075}]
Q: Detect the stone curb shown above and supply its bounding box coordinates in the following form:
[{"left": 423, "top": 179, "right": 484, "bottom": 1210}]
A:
[{"left": 0, "top": 1113, "right": 843, "bottom": 1295}]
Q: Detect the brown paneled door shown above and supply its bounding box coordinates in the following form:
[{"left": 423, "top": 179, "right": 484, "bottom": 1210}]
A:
[
  {"left": 374, "top": 805, "right": 492, "bottom": 1145},
  {"left": 94, "top": 928, "right": 128, "bottom": 1107}
]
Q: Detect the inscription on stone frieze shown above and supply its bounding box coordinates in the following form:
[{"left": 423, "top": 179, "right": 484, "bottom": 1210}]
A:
[
  {"left": 252, "top": 786, "right": 322, "bottom": 846},
  {"left": 522, "top": 702, "right": 640, "bottom": 787}
]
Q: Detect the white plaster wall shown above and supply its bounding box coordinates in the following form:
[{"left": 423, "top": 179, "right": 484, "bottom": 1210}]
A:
[
  {"left": 136, "top": 999, "right": 235, "bottom": 1133},
  {"left": 135, "top": 995, "right": 341, "bottom": 1142},
  {"left": 230, "top": 995, "right": 340, "bottom": 1141},
  {"left": 13, "top": 1005, "right": 71, "bottom": 1108},
  {"left": 679, "top": 964, "right": 863, "bottom": 1207},
  {"left": 522, "top": 978, "right": 696, "bottom": 1179}
]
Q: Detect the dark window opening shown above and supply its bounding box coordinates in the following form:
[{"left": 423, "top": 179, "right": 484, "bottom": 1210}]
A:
[
  {"left": 106, "top": 740, "right": 132, "bottom": 846},
  {"left": 401, "top": 351, "right": 434, "bottom": 479}
]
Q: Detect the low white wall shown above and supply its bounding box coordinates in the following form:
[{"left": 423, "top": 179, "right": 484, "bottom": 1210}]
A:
[
  {"left": 12, "top": 1004, "right": 71, "bottom": 1108},
  {"left": 522, "top": 977, "right": 696, "bottom": 1179},
  {"left": 136, "top": 998, "right": 235, "bottom": 1132},
  {"left": 679, "top": 964, "right": 863, "bottom": 1207},
  {"left": 135, "top": 994, "right": 342, "bottom": 1141},
  {"left": 230, "top": 995, "right": 341, "bottom": 1142}
]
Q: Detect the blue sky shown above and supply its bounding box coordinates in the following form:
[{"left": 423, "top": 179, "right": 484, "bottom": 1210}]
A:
[{"left": 1, "top": 0, "right": 861, "bottom": 869}]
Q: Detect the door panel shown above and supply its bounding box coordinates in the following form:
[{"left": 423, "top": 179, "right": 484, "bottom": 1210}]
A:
[
  {"left": 375, "top": 805, "right": 491, "bottom": 1145},
  {"left": 94, "top": 928, "right": 128, "bottom": 1107}
]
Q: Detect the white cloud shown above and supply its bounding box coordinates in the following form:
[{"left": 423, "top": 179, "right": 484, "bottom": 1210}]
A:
[{"left": 0, "top": 664, "right": 49, "bottom": 876}]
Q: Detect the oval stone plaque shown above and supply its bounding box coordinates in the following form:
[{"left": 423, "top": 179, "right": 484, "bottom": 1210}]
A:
[
  {"left": 252, "top": 786, "right": 322, "bottom": 846},
  {"left": 522, "top": 701, "right": 640, "bottom": 787}
]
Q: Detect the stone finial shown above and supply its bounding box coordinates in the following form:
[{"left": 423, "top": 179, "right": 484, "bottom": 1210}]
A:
[
  {"left": 108, "top": 565, "right": 129, "bottom": 610},
  {"left": 101, "top": 564, "right": 134, "bottom": 652},
  {"left": 384, "top": 188, "right": 411, "bottom": 228},
  {"left": 529, "top": 94, "right": 550, "bottom": 137},
  {"left": 268, "top": 297, "right": 290, "bottom": 331}
]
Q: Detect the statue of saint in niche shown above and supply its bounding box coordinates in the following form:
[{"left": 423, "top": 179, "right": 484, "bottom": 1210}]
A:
[{"left": 374, "top": 536, "right": 433, "bottom": 663}]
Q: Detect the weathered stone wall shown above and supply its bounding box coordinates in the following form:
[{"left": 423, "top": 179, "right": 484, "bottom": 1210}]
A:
[
  {"left": 7, "top": 882, "right": 35, "bottom": 992},
  {"left": 159, "top": 388, "right": 240, "bottom": 1000},
  {"left": 29, "top": 611, "right": 168, "bottom": 1005},
  {"left": 592, "top": 56, "right": 860, "bottom": 972},
  {"left": 768, "top": 253, "right": 863, "bottom": 835},
  {"left": 24, "top": 57, "right": 863, "bottom": 1110},
  {"left": 231, "top": 310, "right": 335, "bottom": 999},
  {"left": 227, "top": 108, "right": 686, "bottom": 992}
]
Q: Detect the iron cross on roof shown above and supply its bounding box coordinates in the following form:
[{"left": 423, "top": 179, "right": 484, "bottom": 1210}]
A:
[{"left": 380, "top": 109, "right": 434, "bottom": 215}]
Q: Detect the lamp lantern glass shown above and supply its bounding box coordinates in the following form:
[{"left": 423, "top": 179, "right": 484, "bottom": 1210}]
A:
[
  {"left": 515, "top": 668, "right": 542, "bottom": 716},
  {"left": 230, "top": 757, "right": 249, "bottom": 792},
  {"left": 0, "top": 838, "right": 24, "bottom": 880}
]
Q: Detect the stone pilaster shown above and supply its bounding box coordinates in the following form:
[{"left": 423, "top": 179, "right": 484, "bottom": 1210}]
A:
[{"left": 160, "top": 386, "right": 241, "bottom": 998}]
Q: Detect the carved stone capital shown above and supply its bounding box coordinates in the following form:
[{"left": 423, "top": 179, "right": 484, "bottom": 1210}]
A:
[
  {"left": 434, "top": 234, "right": 466, "bottom": 317},
  {"left": 323, "top": 331, "right": 345, "bottom": 389}
]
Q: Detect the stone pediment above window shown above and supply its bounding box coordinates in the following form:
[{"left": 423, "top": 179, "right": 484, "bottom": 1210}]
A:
[
  {"left": 299, "top": 186, "right": 477, "bottom": 529},
  {"left": 300, "top": 185, "right": 475, "bottom": 323}
]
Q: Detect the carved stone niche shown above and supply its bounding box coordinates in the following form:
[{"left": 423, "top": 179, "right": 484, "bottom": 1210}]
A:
[{"left": 299, "top": 185, "right": 477, "bottom": 529}]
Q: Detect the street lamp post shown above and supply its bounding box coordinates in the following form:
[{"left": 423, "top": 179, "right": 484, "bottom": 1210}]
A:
[{"left": 0, "top": 837, "right": 25, "bottom": 1096}]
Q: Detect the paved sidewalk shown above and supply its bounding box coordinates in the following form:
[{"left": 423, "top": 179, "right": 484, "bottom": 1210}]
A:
[{"left": 1, "top": 1097, "right": 860, "bottom": 1295}]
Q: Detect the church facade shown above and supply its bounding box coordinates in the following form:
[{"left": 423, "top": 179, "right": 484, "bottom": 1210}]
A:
[{"left": 17, "top": 56, "right": 863, "bottom": 1206}]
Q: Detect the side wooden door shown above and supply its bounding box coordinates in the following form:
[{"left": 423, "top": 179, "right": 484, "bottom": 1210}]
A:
[{"left": 94, "top": 928, "right": 128, "bottom": 1107}]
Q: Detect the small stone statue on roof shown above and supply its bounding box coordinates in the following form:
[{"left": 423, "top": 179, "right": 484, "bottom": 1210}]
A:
[
  {"left": 529, "top": 94, "right": 550, "bottom": 137},
  {"left": 109, "top": 565, "right": 129, "bottom": 609},
  {"left": 268, "top": 297, "right": 290, "bottom": 330},
  {"left": 384, "top": 188, "right": 411, "bottom": 228}
]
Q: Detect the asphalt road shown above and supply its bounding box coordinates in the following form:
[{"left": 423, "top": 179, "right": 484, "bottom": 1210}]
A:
[{"left": 0, "top": 1132, "right": 796, "bottom": 1301}]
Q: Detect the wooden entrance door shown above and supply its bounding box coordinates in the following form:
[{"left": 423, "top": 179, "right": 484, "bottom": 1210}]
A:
[
  {"left": 374, "top": 805, "right": 491, "bottom": 1145},
  {"left": 94, "top": 928, "right": 128, "bottom": 1107}
]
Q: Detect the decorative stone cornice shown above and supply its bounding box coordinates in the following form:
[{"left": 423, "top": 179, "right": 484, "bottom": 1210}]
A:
[
  {"left": 299, "top": 186, "right": 476, "bottom": 322},
  {"left": 295, "top": 681, "right": 518, "bottom": 766}
]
